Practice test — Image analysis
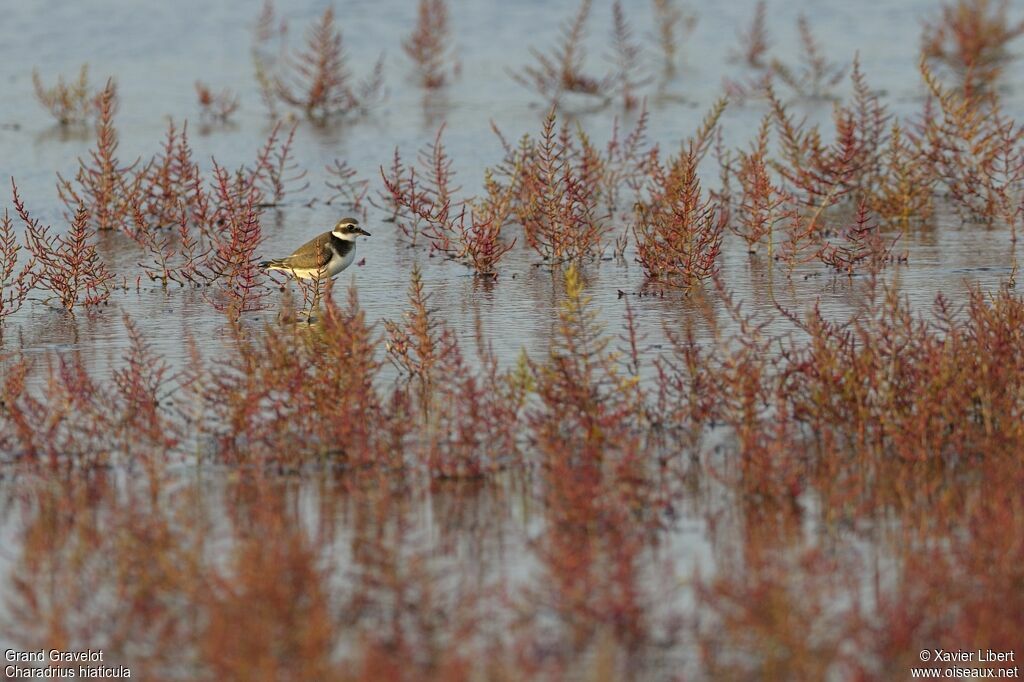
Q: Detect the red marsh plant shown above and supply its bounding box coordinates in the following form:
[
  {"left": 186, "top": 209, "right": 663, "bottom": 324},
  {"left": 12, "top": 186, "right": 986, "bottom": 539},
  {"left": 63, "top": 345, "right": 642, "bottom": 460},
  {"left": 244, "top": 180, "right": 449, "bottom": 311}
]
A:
[
  {"left": 403, "top": 0, "right": 454, "bottom": 89},
  {"left": 599, "top": 103, "right": 653, "bottom": 216},
  {"left": 770, "top": 14, "right": 847, "bottom": 99},
  {"left": 376, "top": 146, "right": 422, "bottom": 242},
  {"left": 511, "top": 0, "right": 609, "bottom": 111},
  {"left": 204, "top": 162, "right": 269, "bottom": 318},
  {"left": 508, "top": 109, "right": 609, "bottom": 263},
  {"left": 325, "top": 158, "right": 370, "bottom": 214},
  {"left": 0, "top": 208, "right": 38, "bottom": 331},
  {"left": 731, "top": 0, "right": 770, "bottom": 69},
  {"left": 817, "top": 200, "right": 900, "bottom": 274},
  {"left": 128, "top": 121, "right": 305, "bottom": 287},
  {"left": 56, "top": 80, "right": 143, "bottom": 234},
  {"left": 382, "top": 123, "right": 461, "bottom": 250},
  {"left": 632, "top": 100, "right": 728, "bottom": 287},
  {"left": 195, "top": 81, "right": 240, "bottom": 123},
  {"left": 384, "top": 264, "right": 456, "bottom": 416},
  {"left": 732, "top": 114, "right": 790, "bottom": 255},
  {"left": 922, "top": 0, "right": 1024, "bottom": 88},
  {"left": 651, "top": 0, "right": 697, "bottom": 76},
  {"left": 606, "top": 1, "right": 652, "bottom": 111},
  {"left": 246, "top": 120, "right": 309, "bottom": 207},
  {"left": 869, "top": 121, "right": 936, "bottom": 229},
  {"left": 31, "top": 65, "right": 111, "bottom": 127},
  {"left": 136, "top": 205, "right": 213, "bottom": 287},
  {"left": 130, "top": 122, "right": 214, "bottom": 285},
  {"left": 382, "top": 125, "right": 516, "bottom": 276},
  {"left": 917, "top": 60, "right": 1024, "bottom": 237},
  {"left": 530, "top": 265, "right": 664, "bottom": 520},
  {"left": 134, "top": 120, "right": 202, "bottom": 231},
  {"left": 272, "top": 6, "right": 385, "bottom": 124},
  {"left": 669, "top": 281, "right": 793, "bottom": 498},
  {"left": 768, "top": 58, "right": 890, "bottom": 210},
  {"left": 778, "top": 282, "right": 1024, "bottom": 461},
  {"left": 12, "top": 180, "right": 114, "bottom": 312}
]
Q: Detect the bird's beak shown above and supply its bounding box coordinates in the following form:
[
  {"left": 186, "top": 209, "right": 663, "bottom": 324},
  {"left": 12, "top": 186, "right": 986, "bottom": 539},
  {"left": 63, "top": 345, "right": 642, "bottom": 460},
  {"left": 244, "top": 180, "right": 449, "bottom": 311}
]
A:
[{"left": 356, "top": 227, "right": 371, "bottom": 236}]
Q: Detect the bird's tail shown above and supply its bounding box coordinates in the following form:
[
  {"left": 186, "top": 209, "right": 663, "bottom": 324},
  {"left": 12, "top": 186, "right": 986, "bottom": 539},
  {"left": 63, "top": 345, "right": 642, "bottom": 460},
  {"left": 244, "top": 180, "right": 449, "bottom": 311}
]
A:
[{"left": 259, "top": 259, "right": 283, "bottom": 270}]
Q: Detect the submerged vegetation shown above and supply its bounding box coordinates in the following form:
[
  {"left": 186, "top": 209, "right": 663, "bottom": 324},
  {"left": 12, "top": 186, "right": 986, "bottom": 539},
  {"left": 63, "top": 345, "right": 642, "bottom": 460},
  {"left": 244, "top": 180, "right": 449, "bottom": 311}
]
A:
[{"left": 4, "top": 0, "right": 1024, "bottom": 679}]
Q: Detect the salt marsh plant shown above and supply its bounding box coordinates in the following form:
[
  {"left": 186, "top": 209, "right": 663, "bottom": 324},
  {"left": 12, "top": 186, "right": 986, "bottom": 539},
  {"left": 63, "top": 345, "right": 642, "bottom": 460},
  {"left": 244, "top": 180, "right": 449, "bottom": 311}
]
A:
[
  {"left": 651, "top": 0, "right": 697, "bottom": 76},
  {"left": 56, "top": 80, "right": 142, "bottom": 234},
  {"left": 382, "top": 125, "right": 516, "bottom": 276},
  {"left": 0, "top": 210, "right": 37, "bottom": 329},
  {"left": 205, "top": 163, "right": 268, "bottom": 319},
  {"left": 770, "top": 14, "right": 846, "bottom": 99},
  {"left": 195, "top": 81, "right": 240, "bottom": 123},
  {"left": 507, "top": 110, "right": 609, "bottom": 263},
  {"left": 917, "top": 60, "right": 1024, "bottom": 237},
  {"left": 632, "top": 99, "right": 727, "bottom": 285},
  {"left": 922, "top": 0, "right": 1024, "bottom": 88},
  {"left": 731, "top": 0, "right": 770, "bottom": 68},
  {"left": 324, "top": 158, "right": 370, "bottom": 213},
  {"left": 403, "top": 0, "right": 454, "bottom": 89},
  {"left": 731, "top": 114, "right": 788, "bottom": 254},
  {"left": 511, "top": 0, "right": 608, "bottom": 111},
  {"left": 607, "top": 1, "right": 651, "bottom": 110},
  {"left": 386, "top": 266, "right": 522, "bottom": 476},
  {"left": 5, "top": 2, "right": 1024, "bottom": 677},
  {"left": 272, "top": 7, "right": 385, "bottom": 123},
  {"left": 32, "top": 65, "right": 110, "bottom": 127},
  {"left": 13, "top": 181, "right": 114, "bottom": 312}
]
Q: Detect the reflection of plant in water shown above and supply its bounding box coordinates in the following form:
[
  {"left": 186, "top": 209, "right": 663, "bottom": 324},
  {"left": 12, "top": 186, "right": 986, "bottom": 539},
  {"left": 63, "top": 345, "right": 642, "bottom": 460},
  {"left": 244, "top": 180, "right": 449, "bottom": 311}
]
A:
[{"left": 607, "top": 1, "right": 651, "bottom": 111}]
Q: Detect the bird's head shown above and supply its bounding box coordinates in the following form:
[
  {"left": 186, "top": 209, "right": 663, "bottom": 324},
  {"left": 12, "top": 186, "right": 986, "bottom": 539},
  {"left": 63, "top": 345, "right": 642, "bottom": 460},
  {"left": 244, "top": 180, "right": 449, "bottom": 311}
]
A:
[{"left": 332, "top": 218, "right": 371, "bottom": 241}]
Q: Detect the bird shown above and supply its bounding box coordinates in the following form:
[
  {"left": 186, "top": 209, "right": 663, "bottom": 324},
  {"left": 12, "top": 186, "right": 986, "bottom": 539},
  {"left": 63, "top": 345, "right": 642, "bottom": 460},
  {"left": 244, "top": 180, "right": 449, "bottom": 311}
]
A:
[{"left": 259, "top": 217, "right": 371, "bottom": 280}]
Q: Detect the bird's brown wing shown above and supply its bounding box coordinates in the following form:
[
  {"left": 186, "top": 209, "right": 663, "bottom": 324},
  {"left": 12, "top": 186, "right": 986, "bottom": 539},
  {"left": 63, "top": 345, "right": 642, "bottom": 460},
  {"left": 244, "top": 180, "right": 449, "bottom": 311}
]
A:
[{"left": 280, "top": 233, "right": 334, "bottom": 269}]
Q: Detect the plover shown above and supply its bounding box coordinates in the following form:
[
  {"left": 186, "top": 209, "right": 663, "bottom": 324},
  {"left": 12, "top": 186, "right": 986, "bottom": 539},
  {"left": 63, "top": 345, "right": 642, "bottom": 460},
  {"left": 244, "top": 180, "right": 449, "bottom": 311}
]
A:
[{"left": 260, "top": 217, "right": 370, "bottom": 280}]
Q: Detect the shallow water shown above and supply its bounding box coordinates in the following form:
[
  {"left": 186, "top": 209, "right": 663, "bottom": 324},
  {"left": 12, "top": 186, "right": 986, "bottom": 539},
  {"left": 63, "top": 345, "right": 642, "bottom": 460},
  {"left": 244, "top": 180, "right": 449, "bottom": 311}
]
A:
[{"left": 1, "top": 0, "right": 1022, "bottom": 678}]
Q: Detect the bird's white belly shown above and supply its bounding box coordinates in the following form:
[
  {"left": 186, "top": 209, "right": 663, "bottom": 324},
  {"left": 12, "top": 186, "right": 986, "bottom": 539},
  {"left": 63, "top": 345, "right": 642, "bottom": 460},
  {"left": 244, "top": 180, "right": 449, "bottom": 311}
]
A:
[
  {"left": 323, "top": 247, "right": 356, "bottom": 278},
  {"left": 267, "top": 243, "right": 356, "bottom": 280}
]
